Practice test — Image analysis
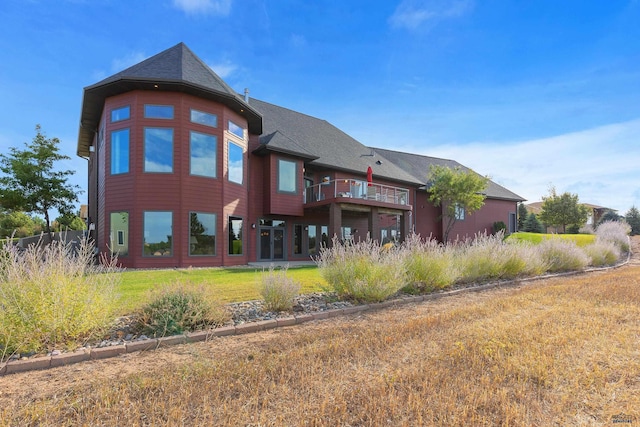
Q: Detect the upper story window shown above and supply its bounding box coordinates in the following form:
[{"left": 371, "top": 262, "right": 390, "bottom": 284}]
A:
[
  {"left": 190, "top": 109, "right": 217, "bottom": 128},
  {"left": 277, "top": 159, "right": 297, "bottom": 193},
  {"left": 455, "top": 204, "right": 466, "bottom": 220},
  {"left": 190, "top": 131, "right": 217, "bottom": 178},
  {"left": 228, "top": 141, "right": 243, "bottom": 184},
  {"left": 144, "top": 128, "right": 173, "bottom": 173},
  {"left": 144, "top": 104, "right": 174, "bottom": 119},
  {"left": 110, "top": 128, "right": 129, "bottom": 175},
  {"left": 111, "top": 106, "right": 130, "bottom": 122},
  {"left": 228, "top": 120, "right": 244, "bottom": 139}
]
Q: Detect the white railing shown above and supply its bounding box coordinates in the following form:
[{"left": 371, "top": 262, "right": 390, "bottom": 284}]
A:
[{"left": 304, "top": 179, "right": 409, "bottom": 205}]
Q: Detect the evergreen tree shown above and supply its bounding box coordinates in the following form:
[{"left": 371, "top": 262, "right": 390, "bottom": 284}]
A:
[
  {"left": 524, "top": 212, "right": 544, "bottom": 233},
  {"left": 625, "top": 206, "right": 640, "bottom": 236},
  {"left": 517, "top": 203, "right": 528, "bottom": 230}
]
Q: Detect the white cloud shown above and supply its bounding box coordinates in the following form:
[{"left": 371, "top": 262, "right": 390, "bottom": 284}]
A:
[
  {"left": 417, "top": 118, "right": 640, "bottom": 212},
  {"left": 207, "top": 60, "right": 238, "bottom": 78},
  {"left": 111, "top": 51, "right": 148, "bottom": 73},
  {"left": 172, "top": 0, "right": 232, "bottom": 16},
  {"left": 389, "top": 0, "right": 473, "bottom": 30}
]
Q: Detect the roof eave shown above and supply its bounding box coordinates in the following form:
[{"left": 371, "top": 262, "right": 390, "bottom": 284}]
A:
[{"left": 77, "top": 77, "right": 263, "bottom": 158}]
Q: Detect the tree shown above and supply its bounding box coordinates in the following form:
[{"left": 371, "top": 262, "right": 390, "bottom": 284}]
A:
[
  {"left": 538, "top": 187, "right": 589, "bottom": 233},
  {"left": 0, "top": 125, "right": 81, "bottom": 234},
  {"left": 625, "top": 206, "right": 640, "bottom": 236},
  {"left": 0, "top": 210, "right": 42, "bottom": 238},
  {"left": 53, "top": 212, "right": 87, "bottom": 232},
  {"left": 597, "top": 209, "right": 622, "bottom": 226},
  {"left": 517, "top": 203, "right": 528, "bottom": 230},
  {"left": 523, "top": 212, "right": 544, "bottom": 233},
  {"left": 427, "top": 165, "right": 489, "bottom": 242}
]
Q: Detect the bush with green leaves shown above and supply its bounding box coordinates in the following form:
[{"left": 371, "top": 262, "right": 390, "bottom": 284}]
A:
[
  {"left": 260, "top": 266, "right": 301, "bottom": 312},
  {"left": 0, "top": 236, "right": 120, "bottom": 358},
  {"left": 595, "top": 220, "right": 630, "bottom": 252},
  {"left": 538, "top": 238, "right": 590, "bottom": 272},
  {"left": 316, "top": 236, "right": 406, "bottom": 303},
  {"left": 401, "top": 234, "right": 457, "bottom": 293},
  {"left": 134, "top": 282, "right": 230, "bottom": 338}
]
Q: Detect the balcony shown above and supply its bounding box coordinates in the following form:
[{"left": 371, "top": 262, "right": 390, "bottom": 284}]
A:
[{"left": 304, "top": 179, "right": 411, "bottom": 210}]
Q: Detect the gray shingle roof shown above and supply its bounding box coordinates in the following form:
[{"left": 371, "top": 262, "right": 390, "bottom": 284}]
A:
[
  {"left": 372, "top": 148, "right": 525, "bottom": 201},
  {"left": 248, "top": 98, "right": 423, "bottom": 185},
  {"left": 77, "top": 43, "right": 261, "bottom": 157}
]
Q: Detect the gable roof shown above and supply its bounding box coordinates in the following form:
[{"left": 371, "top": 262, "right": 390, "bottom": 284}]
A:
[
  {"left": 77, "top": 42, "right": 262, "bottom": 157},
  {"left": 373, "top": 148, "right": 525, "bottom": 202},
  {"left": 248, "top": 98, "right": 423, "bottom": 185}
]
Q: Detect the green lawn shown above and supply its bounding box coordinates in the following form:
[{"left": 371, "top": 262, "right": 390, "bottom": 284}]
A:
[
  {"left": 506, "top": 232, "right": 595, "bottom": 247},
  {"left": 117, "top": 265, "right": 326, "bottom": 314}
]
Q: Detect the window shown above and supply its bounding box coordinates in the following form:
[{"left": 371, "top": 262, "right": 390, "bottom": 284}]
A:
[
  {"left": 294, "top": 224, "right": 302, "bottom": 255},
  {"left": 321, "top": 225, "right": 329, "bottom": 248},
  {"left": 110, "top": 212, "right": 129, "bottom": 256},
  {"left": 144, "top": 104, "right": 174, "bottom": 119},
  {"left": 110, "top": 129, "right": 129, "bottom": 175},
  {"left": 190, "top": 109, "right": 217, "bottom": 127},
  {"left": 277, "top": 159, "right": 297, "bottom": 193},
  {"left": 144, "top": 128, "right": 173, "bottom": 173},
  {"left": 190, "top": 131, "right": 217, "bottom": 177},
  {"left": 228, "top": 141, "right": 243, "bottom": 184},
  {"left": 228, "top": 120, "right": 244, "bottom": 139},
  {"left": 455, "top": 204, "right": 465, "bottom": 220},
  {"left": 308, "top": 225, "right": 317, "bottom": 255},
  {"left": 189, "top": 212, "right": 216, "bottom": 256},
  {"left": 143, "top": 211, "right": 173, "bottom": 256},
  {"left": 228, "top": 216, "right": 243, "bottom": 255},
  {"left": 111, "top": 106, "right": 130, "bottom": 122}
]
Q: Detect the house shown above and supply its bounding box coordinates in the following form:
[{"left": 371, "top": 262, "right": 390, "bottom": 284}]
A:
[{"left": 77, "top": 43, "right": 524, "bottom": 268}]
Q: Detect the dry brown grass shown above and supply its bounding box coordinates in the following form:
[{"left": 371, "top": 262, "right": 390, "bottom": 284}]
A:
[{"left": 1, "top": 265, "right": 639, "bottom": 426}]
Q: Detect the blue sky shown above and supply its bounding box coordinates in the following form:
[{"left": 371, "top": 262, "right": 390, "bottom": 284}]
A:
[{"left": 1, "top": 0, "right": 639, "bottom": 215}]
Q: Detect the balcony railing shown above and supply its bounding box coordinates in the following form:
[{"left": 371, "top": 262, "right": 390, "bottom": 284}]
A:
[{"left": 304, "top": 179, "right": 409, "bottom": 206}]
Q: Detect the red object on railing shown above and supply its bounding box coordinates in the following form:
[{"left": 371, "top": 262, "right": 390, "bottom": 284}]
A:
[{"left": 367, "top": 166, "right": 373, "bottom": 186}]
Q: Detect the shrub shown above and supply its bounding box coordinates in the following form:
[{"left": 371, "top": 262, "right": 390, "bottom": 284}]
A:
[
  {"left": 316, "top": 236, "right": 406, "bottom": 303},
  {"left": 596, "top": 220, "right": 630, "bottom": 252},
  {"left": 401, "top": 234, "right": 457, "bottom": 293},
  {"left": 493, "top": 221, "right": 507, "bottom": 235},
  {"left": 583, "top": 242, "right": 621, "bottom": 267},
  {"left": 134, "top": 282, "right": 230, "bottom": 338},
  {"left": 454, "top": 232, "right": 528, "bottom": 283},
  {"left": 538, "top": 239, "right": 589, "bottom": 272},
  {"left": 260, "top": 266, "right": 301, "bottom": 312},
  {"left": 0, "top": 236, "right": 120, "bottom": 357}
]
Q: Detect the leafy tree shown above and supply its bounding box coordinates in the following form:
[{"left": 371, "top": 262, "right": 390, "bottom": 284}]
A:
[
  {"left": 0, "top": 210, "right": 42, "bottom": 238},
  {"left": 538, "top": 187, "right": 589, "bottom": 233},
  {"left": 625, "top": 206, "right": 640, "bottom": 236},
  {"left": 427, "top": 165, "right": 488, "bottom": 242},
  {"left": 54, "top": 212, "right": 87, "bottom": 232},
  {"left": 0, "top": 125, "right": 81, "bottom": 234},
  {"left": 523, "top": 212, "right": 544, "bottom": 233},
  {"left": 517, "top": 203, "right": 528, "bottom": 230}
]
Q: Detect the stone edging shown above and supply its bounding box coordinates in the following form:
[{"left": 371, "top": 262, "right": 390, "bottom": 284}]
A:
[{"left": 0, "top": 245, "right": 632, "bottom": 376}]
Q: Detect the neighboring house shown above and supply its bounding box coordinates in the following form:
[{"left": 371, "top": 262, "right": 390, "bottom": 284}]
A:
[
  {"left": 77, "top": 43, "right": 524, "bottom": 268},
  {"left": 525, "top": 201, "right": 613, "bottom": 231}
]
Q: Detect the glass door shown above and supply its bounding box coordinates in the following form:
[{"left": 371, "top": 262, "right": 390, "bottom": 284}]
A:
[{"left": 259, "top": 226, "right": 286, "bottom": 260}]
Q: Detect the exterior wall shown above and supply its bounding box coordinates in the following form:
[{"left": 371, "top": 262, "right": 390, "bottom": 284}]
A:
[
  {"left": 413, "top": 191, "right": 443, "bottom": 241},
  {"left": 98, "top": 90, "right": 251, "bottom": 268},
  {"left": 448, "top": 199, "right": 517, "bottom": 241}
]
